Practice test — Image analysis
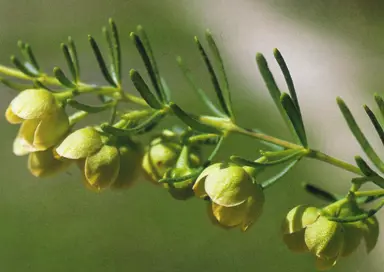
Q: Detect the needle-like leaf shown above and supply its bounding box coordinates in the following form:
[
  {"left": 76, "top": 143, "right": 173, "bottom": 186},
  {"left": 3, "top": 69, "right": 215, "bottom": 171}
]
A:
[
  {"left": 337, "top": 97, "right": 384, "bottom": 173},
  {"left": 130, "top": 69, "right": 162, "bottom": 109},
  {"left": 364, "top": 104, "right": 384, "bottom": 146}
]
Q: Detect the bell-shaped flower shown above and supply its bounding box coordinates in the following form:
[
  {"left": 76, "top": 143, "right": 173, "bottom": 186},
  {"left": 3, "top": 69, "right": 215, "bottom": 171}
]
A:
[
  {"left": 56, "top": 127, "right": 104, "bottom": 160},
  {"left": 282, "top": 202, "right": 380, "bottom": 271},
  {"left": 13, "top": 108, "right": 69, "bottom": 154},
  {"left": 193, "top": 163, "right": 265, "bottom": 231},
  {"left": 142, "top": 137, "right": 201, "bottom": 183},
  {"left": 28, "top": 148, "right": 71, "bottom": 177},
  {"left": 57, "top": 128, "right": 143, "bottom": 191},
  {"left": 5, "top": 89, "right": 58, "bottom": 122}
]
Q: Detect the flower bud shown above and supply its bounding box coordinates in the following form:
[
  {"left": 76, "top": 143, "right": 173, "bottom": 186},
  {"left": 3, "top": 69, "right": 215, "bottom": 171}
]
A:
[
  {"left": 28, "top": 148, "right": 71, "bottom": 177},
  {"left": 56, "top": 127, "right": 104, "bottom": 159},
  {"left": 84, "top": 145, "right": 120, "bottom": 191},
  {"left": 142, "top": 137, "right": 201, "bottom": 183},
  {"left": 305, "top": 215, "right": 344, "bottom": 270},
  {"left": 193, "top": 163, "right": 264, "bottom": 231},
  {"left": 7, "top": 89, "right": 58, "bottom": 121}
]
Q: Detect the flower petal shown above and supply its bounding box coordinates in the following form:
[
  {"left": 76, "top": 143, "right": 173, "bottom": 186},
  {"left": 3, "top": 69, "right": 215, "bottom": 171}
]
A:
[
  {"left": 10, "top": 89, "right": 57, "bottom": 119},
  {"left": 13, "top": 135, "right": 37, "bottom": 156},
  {"left": 283, "top": 229, "right": 308, "bottom": 253},
  {"left": 211, "top": 202, "right": 248, "bottom": 228},
  {"left": 305, "top": 216, "right": 344, "bottom": 260},
  {"left": 241, "top": 187, "right": 265, "bottom": 231},
  {"left": 33, "top": 108, "right": 69, "bottom": 149},
  {"left": 205, "top": 164, "right": 254, "bottom": 207},
  {"left": 56, "top": 127, "right": 103, "bottom": 159},
  {"left": 361, "top": 216, "right": 379, "bottom": 253},
  {"left": 28, "top": 148, "right": 71, "bottom": 177},
  {"left": 193, "top": 163, "right": 222, "bottom": 198},
  {"left": 5, "top": 106, "right": 23, "bottom": 124},
  {"left": 85, "top": 145, "right": 120, "bottom": 190},
  {"left": 282, "top": 205, "right": 319, "bottom": 234}
]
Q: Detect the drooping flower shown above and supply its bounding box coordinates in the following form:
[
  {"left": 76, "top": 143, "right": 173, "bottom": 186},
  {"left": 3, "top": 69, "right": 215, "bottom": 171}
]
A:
[
  {"left": 282, "top": 203, "right": 380, "bottom": 271},
  {"left": 193, "top": 163, "right": 265, "bottom": 231},
  {"left": 56, "top": 127, "right": 143, "bottom": 191},
  {"left": 6, "top": 89, "right": 69, "bottom": 154}
]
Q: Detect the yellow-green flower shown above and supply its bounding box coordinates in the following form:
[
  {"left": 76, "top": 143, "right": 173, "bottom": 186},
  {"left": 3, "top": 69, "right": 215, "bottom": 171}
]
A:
[
  {"left": 6, "top": 89, "right": 69, "bottom": 153},
  {"left": 56, "top": 127, "right": 143, "bottom": 191},
  {"left": 193, "top": 163, "right": 265, "bottom": 231},
  {"left": 13, "top": 108, "right": 69, "bottom": 153},
  {"left": 142, "top": 137, "right": 201, "bottom": 183},
  {"left": 28, "top": 148, "right": 71, "bottom": 177},
  {"left": 163, "top": 167, "right": 195, "bottom": 200},
  {"left": 6, "top": 88, "right": 58, "bottom": 122},
  {"left": 282, "top": 203, "right": 380, "bottom": 271}
]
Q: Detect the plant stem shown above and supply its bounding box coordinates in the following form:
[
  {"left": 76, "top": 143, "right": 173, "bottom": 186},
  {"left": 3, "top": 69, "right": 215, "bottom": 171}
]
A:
[{"left": 0, "top": 64, "right": 363, "bottom": 177}]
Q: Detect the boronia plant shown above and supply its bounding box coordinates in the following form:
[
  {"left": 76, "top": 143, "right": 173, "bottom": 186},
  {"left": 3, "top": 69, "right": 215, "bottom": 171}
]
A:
[{"left": 1, "top": 19, "right": 383, "bottom": 270}]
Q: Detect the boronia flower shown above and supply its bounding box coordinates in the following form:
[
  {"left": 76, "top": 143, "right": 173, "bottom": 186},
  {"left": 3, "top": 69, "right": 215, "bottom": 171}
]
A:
[
  {"left": 193, "top": 163, "right": 265, "bottom": 231},
  {"left": 282, "top": 203, "right": 380, "bottom": 271},
  {"left": 142, "top": 136, "right": 201, "bottom": 183},
  {"left": 56, "top": 127, "right": 143, "bottom": 191},
  {"left": 6, "top": 88, "right": 69, "bottom": 153},
  {"left": 6, "top": 88, "right": 58, "bottom": 122}
]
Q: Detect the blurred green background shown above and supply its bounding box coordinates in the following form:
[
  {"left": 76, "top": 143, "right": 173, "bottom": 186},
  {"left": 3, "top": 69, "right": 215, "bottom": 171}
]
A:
[{"left": 0, "top": 0, "right": 383, "bottom": 271}]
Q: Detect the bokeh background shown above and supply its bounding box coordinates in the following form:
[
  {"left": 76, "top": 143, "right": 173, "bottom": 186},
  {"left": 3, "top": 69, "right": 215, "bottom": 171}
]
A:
[{"left": 0, "top": 0, "right": 383, "bottom": 271}]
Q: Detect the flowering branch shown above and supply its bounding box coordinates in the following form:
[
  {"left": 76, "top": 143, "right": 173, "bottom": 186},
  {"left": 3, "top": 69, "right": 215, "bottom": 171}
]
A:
[{"left": 2, "top": 19, "right": 383, "bottom": 270}]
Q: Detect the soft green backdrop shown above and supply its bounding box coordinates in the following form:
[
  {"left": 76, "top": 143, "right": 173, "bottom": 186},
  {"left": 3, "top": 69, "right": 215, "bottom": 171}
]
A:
[{"left": 0, "top": 1, "right": 383, "bottom": 271}]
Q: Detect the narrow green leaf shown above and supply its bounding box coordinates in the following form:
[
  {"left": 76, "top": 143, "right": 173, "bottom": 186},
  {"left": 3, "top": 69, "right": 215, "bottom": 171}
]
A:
[
  {"left": 194, "top": 36, "right": 231, "bottom": 118},
  {"left": 67, "top": 99, "right": 114, "bottom": 113},
  {"left": 261, "top": 148, "right": 306, "bottom": 160},
  {"left": 170, "top": 103, "right": 221, "bottom": 134},
  {"left": 250, "top": 128, "right": 284, "bottom": 151},
  {"left": 53, "top": 67, "right": 76, "bottom": 88},
  {"left": 188, "top": 134, "right": 220, "bottom": 145},
  {"left": 18, "top": 41, "right": 40, "bottom": 72},
  {"left": 159, "top": 169, "right": 202, "bottom": 184},
  {"left": 68, "top": 37, "right": 80, "bottom": 82},
  {"left": 327, "top": 200, "right": 384, "bottom": 223},
  {"left": 0, "top": 77, "right": 32, "bottom": 91},
  {"left": 10, "top": 55, "right": 37, "bottom": 77},
  {"left": 130, "top": 69, "right": 162, "bottom": 109},
  {"left": 130, "top": 31, "right": 165, "bottom": 102},
  {"left": 109, "top": 19, "right": 121, "bottom": 84},
  {"left": 337, "top": 97, "right": 384, "bottom": 172},
  {"left": 207, "top": 136, "right": 225, "bottom": 162},
  {"left": 256, "top": 53, "right": 300, "bottom": 144},
  {"left": 261, "top": 159, "right": 299, "bottom": 189},
  {"left": 354, "top": 156, "right": 384, "bottom": 188},
  {"left": 364, "top": 104, "right": 384, "bottom": 146},
  {"left": 205, "top": 30, "right": 234, "bottom": 119},
  {"left": 374, "top": 94, "right": 384, "bottom": 118},
  {"left": 355, "top": 156, "right": 377, "bottom": 176},
  {"left": 101, "top": 111, "right": 164, "bottom": 136},
  {"left": 273, "top": 49, "right": 300, "bottom": 111},
  {"left": 61, "top": 43, "right": 77, "bottom": 83},
  {"left": 302, "top": 183, "right": 340, "bottom": 202},
  {"left": 176, "top": 56, "right": 226, "bottom": 117},
  {"left": 160, "top": 77, "right": 171, "bottom": 102},
  {"left": 231, "top": 149, "right": 304, "bottom": 167},
  {"left": 33, "top": 80, "right": 53, "bottom": 91},
  {"left": 88, "top": 35, "right": 117, "bottom": 87},
  {"left": 281, "top": 92, "right": 308, "bottom": 146}
]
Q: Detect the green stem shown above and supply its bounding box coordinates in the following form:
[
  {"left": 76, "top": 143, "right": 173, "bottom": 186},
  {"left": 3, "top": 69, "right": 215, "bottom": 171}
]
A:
[
  {"left": 355, "top": 189, "right": 384, "bottom": 198},
  {"left": 0, "top": 64, "right": 363, "bottom": 177}
]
